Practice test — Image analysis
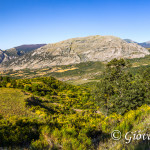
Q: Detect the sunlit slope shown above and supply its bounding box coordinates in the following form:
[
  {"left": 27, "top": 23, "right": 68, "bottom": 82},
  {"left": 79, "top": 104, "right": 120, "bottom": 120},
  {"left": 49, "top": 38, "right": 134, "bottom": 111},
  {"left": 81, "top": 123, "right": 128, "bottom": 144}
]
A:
[
  {"left": 1, "top": 35, "right": 149, "bottom": 70},
  {"left": 0, "top": 88, "right": 35, "bottom": 118}
]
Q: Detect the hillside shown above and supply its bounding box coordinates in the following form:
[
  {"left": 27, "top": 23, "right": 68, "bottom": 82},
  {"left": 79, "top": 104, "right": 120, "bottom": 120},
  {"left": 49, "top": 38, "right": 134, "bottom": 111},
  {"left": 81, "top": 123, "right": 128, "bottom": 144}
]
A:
[
  {"left": 2, "top": 55, "right": 150, "bottom": 85},
  {"left": 139, "top": 41, "right": 150, "bottom": 48},
  {"left": 0, "top": 88, "right": 37, "bottom": 118},
  {"left": 0, "top": 35, "right": 149, "bottom": 70},
  {"left": 0, "top": 44, "right": 46, "bottom": 65},
  {"left": 14, "top": 44, "right": 46, "bottom": 53},
  {"left": 0, "top": 59, "right": 150, "bottom": 149},
  {"left": 124, "top": 39, "right": 150, "bottom": 48},
  {"left": 0, "top": 61, "right": 105, "bottom": 85},
  {"left": 124, "top": 39, "right": 137, "bottom": 43}
]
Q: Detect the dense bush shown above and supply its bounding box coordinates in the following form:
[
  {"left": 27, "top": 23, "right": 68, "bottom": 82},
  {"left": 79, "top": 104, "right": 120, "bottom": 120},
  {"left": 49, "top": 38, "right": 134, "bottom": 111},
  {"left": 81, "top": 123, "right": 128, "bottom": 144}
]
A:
[{"left": 0, "top": 118, "right": 40, "bottom": 147}]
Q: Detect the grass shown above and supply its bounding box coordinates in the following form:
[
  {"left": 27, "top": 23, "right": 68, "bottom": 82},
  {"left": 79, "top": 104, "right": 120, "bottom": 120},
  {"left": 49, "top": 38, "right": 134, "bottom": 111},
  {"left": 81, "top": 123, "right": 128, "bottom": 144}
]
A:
[
  {"left": 0, "top": 88, "right": 37, "bottom": 118},
  {"left": 66, "top": 79, "right": 100, "bottom": 85}
]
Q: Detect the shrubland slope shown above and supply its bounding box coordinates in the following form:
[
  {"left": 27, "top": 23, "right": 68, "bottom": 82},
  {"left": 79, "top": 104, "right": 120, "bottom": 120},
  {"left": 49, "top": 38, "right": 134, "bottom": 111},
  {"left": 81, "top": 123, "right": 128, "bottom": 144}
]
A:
[{"left": 0, "top": 59, "right": 150, "bottom": 149}]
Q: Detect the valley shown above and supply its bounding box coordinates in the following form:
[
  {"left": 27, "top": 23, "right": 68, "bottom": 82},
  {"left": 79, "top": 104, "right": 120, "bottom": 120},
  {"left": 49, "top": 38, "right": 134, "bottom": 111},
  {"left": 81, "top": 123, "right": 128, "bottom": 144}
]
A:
[
  {"left": 1, "top": 54, "right": 150, "bottom": 85},
  {"left": 1, "top": 36, "right": 150, "bottom": 149},
  {"left": 1, "top": 0, "right": 150, "bottom": 149}
]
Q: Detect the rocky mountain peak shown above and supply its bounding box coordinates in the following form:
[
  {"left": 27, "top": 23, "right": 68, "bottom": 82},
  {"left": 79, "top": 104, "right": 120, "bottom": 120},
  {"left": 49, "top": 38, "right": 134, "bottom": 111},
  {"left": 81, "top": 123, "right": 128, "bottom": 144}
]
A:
[{"left": 0, "top": 35, "right": 149, "bottom": 70}]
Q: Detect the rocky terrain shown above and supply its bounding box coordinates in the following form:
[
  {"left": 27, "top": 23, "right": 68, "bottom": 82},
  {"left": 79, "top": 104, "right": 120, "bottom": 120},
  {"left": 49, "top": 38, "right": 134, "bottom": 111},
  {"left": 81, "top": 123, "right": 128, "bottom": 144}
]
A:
[
  {"left": 0, "top": 44, "right": 46, "bottom": 65},
  {"left": 0, "top": 35, "right": 149, "bottom": 70},
  {"left": 0, "top": 50, "right": 9, "bottom": 63}
]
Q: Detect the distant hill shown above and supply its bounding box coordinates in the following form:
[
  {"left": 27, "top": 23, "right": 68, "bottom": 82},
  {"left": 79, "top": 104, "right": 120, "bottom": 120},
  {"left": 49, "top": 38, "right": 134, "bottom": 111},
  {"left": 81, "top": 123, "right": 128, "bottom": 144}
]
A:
[
  {"left": 5, "top": 44, "right": 46, "bottom": 56},
  {"left": 0, "top": 44, "right": 46, "bottom": 65},
  {"left": 124, "top": 39, "right": 137, "bottom": 43},
  {"left": 124, "top": 39, "right": 150, "bottom": 48},
  {"left": 0, "top": 35, "right": 149, "bottom": 70},
  {"left": 138, "top": 41, "right": 150, "bottom": 48},
  {"left": 14, "top": 44, "right": 46, "bottom": 53}
]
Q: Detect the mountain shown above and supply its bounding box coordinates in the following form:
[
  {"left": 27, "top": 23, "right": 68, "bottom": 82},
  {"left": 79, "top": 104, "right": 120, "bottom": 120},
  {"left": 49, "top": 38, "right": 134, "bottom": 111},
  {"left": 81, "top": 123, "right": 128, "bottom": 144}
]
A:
[
  {"left": 138, "top": 41, "right": 150, "bottom": 48},
  {"left": 0, "top": 50, "right": 9, "bottom": 63},
  {"left": 0, "top": 35, "right": 149, "bottom": 70},
  {"left": 124, "top": 39, "right": 150, "bottom": 48},
  {"left": 14, "top": 44, "right": 46, "bottom": 53},
  {"left": 124, "top": 39, "right": 137, "bottom": 43},
  {"left": 0, "top": 44, "right": 46, "bottom": 65}
]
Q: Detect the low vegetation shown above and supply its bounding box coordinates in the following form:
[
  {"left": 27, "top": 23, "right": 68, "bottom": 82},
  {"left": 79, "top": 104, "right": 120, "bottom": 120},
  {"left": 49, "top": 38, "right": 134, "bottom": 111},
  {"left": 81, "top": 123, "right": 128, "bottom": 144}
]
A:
[{"left": 0, "top": 58, "right": 150, "bottom": 149}]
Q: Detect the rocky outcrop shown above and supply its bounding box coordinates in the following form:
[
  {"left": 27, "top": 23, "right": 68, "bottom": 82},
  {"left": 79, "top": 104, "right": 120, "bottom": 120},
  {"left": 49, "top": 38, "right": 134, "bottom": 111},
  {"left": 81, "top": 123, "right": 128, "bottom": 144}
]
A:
[
  {"left": 0, "top": 35, "right": 149, "bottom": 70},
  {"left": 0, "top": 44, "right": 46, "bottom": 68},
  {"left": 0, "top": 50, "right": 10, "bottom": 63},
  {"left": 0, "top": 50, "right": 5, "bottom": 63}
]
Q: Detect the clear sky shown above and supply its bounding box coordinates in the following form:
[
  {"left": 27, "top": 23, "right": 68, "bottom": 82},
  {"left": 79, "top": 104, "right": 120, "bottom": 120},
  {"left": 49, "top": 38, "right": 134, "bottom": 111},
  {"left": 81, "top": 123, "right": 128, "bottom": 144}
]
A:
[{"left": 0, "top": 0, "right": 150, "bottom": 49}]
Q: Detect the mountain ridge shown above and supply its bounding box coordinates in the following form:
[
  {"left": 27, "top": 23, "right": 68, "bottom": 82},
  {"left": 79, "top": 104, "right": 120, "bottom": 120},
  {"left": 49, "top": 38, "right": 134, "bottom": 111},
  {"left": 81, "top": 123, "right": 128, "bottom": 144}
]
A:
[
  {"left": 0, "top": 44, "right": 46, "bottom": 65},
  {"left": 124, "top": 39, "right": 150, "bottom": 48},
  {"left": 0, "top": 35, "right": 149, "bottom": 70}
]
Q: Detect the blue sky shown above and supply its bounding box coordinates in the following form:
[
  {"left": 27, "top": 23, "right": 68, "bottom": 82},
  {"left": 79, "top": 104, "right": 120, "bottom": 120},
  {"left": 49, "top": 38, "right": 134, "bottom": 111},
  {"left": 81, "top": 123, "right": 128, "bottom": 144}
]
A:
[{"left": 0, "top": 0, "right": 150, "bottom": 49}]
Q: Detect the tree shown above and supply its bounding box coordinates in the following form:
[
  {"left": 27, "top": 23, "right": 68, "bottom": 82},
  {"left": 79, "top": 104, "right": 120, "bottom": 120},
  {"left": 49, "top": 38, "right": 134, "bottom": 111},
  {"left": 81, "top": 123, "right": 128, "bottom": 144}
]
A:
[{"left": 94, "top": 58, "right": 148, "bottom": 115}]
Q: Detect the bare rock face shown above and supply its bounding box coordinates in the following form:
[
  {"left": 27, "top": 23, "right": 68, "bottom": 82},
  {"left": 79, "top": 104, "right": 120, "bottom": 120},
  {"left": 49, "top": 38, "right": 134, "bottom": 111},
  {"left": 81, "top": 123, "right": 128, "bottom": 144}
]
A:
[
  {"left": 0, "top": 35, "right": 149, "bottom": 70},
  {"left": 0, "top": 50, "right": 5, "bottom": 63},
  {"left": 0, "top": 50, "right": 10, "bottom": 63}
]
